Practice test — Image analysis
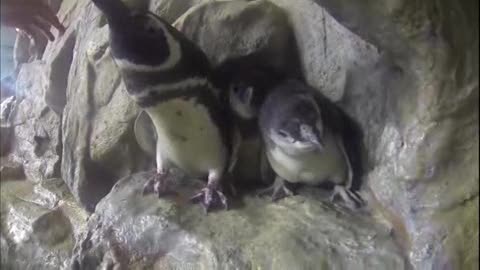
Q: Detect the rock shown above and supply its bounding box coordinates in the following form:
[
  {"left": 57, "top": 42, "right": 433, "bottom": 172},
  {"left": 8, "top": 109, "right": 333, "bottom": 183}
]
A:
[
  {"left": 270, "top": 0, "right": 379, "bottom": 101},
  {"left": 60, "top": 2, "right": 153, "bottom": 211},
  {"left": 303, "top": 0, "right": 479, "bottom": 269},
  {"left": 43, "top": 30, "right": 77, "bottom": 115},
  {"left": 72, "top": 172, "right": 406, "bottom": 269},
  {"left": 13, "top": 33, "right": 35, "bottom": 71},
  {"left": 0, "top": 158, "right": 25, "bottom": 180},
  {"left": 1, "top": 96, "right": 16, "bottom": 156},
  {"left": 0, "top": 178, "right": 89, "bottom": 270},
  {"left": 150, "top": 0, "right": 213, "bottom": 24},
  {"left": 6, "top": 62, "right": 62, "bottom": 182},
  {"left": 1, "top": 76, "right": 16, "bottom": 101},
  {"left": 174, "top": 0, "right": 301, "bottom": 73}
]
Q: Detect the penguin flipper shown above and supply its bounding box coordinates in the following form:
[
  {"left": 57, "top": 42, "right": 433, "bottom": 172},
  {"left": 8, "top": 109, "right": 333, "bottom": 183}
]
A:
[
  {"left": 134, "top": 110, "right": 157, "bottom": 157},
  {"left": 259, "top": 146, "right": 275, "bottom": 185}
]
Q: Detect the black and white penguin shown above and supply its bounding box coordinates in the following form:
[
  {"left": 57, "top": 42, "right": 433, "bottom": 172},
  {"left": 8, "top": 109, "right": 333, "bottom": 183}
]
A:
[
  {"left": 91, "top": 0, "right": 233, "bottom": 212},
  {"left": 212, "top": 58, "right": 286, "bottom": 189}
]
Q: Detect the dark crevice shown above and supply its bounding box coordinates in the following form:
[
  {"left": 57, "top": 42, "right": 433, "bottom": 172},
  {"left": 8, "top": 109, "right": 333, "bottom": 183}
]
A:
[
  {"left": 53, "top": 119, "right": 63, "bottom": 178},
  {"left": 47, "top": 32, "right": 77, "bottom": 114},
  {"left": 33, "top": 135, "right": 50, "bottom": 157},
  {"left": 77, "top": 62, "right": 117, "bottom": 212}
]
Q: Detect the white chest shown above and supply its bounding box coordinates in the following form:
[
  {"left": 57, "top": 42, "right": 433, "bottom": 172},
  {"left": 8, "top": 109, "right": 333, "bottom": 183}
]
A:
[
  {"left": 146, "top": 98, "right": 227, "bottom": 176},
  {"left": 267, "top": 132, "right": 349, "bottom": 186}
]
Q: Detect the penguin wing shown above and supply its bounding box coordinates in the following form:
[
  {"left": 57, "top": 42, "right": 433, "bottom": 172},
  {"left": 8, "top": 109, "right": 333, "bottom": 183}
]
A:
[
  {"left": 134, "top": 110, "right": 157, "bottom": 157},
  {"left": 312, "top": 89, "right": 366, "bottom": 191},
  {"left": 227, "top": 125, "right": 242, "bottom": 173}
]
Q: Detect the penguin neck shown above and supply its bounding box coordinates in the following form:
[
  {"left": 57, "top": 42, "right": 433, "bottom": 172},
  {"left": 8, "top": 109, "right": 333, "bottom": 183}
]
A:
[
  {"left": 131, "top": 77, "right": 220, "bottom": 108},
  {"left": 235, "top": 115, "right": 259, "bottom": 139}
]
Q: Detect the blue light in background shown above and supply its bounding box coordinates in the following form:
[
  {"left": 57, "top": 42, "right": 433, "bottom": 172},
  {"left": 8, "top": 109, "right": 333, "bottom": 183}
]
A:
[{"left": 1, "top": 26, "right": 17, "bottom": 80}]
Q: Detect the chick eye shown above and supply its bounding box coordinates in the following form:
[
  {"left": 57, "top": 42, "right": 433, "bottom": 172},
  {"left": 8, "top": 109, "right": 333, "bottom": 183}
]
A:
[
  {"left": 146, "top": 26, "right": 156, "bottom": 34},
  {"left": 278, "top": 130, "right": 289, "bottom": 138},
  {"left": 232, "top": 85, "right": 242, "bottom": 94}
]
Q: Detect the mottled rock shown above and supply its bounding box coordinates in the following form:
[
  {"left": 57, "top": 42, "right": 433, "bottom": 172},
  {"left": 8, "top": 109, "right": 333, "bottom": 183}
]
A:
[
  {"left": 61, "top": 2, "right": 152, "bottom": 211},
  {"left": 0, "top": 96, "right": 16, "bottom": 156},
  {"left": 13, "top": 33, "right": 35, "bottom": 70},
  {"left": 0, "top": 158, "right": 25, "bottom": 180},
  {"left": 150, "top": 0, "right": 213, "bottom": 24},
  {"left": 72, "top": 172, "right": 406, "bottom": 270},
  {"left": 270, "top": 0, "right": 379, "bottom": 101},
  {"left": 175, "top": 0, "right": 300, "bottom": 73},
  {"left": 0, "top": 76, "right": 16, "bottom": 101},
  {"left": 0, "top": 178, "right": 88, "bottom": 270},
  {"left": 7, "top": 62, "right": 62, "bottom": 182},
  {"left": 307, "top": 0, "right": 479, "bottom": 269},
  {"left": 43, "top": 30, "right": 77, "bottom": 115}
]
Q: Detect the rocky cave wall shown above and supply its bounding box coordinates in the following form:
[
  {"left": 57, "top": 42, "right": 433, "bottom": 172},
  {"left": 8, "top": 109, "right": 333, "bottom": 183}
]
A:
[{"left": 0, "top": 0, "right": 478, "bottom": 269}]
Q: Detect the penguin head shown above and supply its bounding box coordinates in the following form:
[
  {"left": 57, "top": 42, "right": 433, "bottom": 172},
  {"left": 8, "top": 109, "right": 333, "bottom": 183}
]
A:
[
  {"left": 215, "top": 59, "right": 286, "bottom": 120},
  {"left": 262, "top": 89, "right": 324, "bottom": 153},
  {"left": 229, "top": 82, "right": 257, "bottom": 120},
  {"left": 92, "top": 0, "right": 174, "bottom": 68}
]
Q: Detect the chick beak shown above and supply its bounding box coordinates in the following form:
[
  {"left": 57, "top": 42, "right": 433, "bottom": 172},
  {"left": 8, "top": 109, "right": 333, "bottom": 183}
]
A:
[
  {"left": 300, "top": 124, "right": 324, "bottom": 151},
  {"left": 310, "top": 133, "right": 325, "bottom": 151}
]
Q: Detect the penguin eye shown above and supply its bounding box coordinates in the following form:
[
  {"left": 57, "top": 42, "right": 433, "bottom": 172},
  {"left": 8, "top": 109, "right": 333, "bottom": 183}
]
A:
[
  {"left": 278, "top": 130, "right": 289, "bottom": 138},
  {"left": 232, "top": 85, "right": 242, "bottom": 94},
  {"left": 146, "top": 26, "right": 156, "bottom": 34}
]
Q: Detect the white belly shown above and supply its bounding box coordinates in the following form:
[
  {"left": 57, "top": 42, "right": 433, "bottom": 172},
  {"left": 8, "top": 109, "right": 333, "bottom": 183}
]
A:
[
  {"left": 267, "top": 132, "right": 349, "bottom": 186},
  {"left": 146, "top": 98, "right": 227, "bottom": 177}
]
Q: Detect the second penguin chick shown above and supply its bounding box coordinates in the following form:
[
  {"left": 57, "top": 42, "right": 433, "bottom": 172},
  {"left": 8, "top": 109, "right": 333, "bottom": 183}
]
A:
[
  {"left": 258, "top": 80, "right": 364, "bottom": 209},
  {"left": 213, "top": 59, "right": 286, "bottom": 189}
]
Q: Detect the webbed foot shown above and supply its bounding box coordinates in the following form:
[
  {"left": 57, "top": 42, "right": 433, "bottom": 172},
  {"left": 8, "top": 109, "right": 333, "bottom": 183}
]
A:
[
  {"left": 190, "top": 185, "right": 228, "bottom": 213},
  {"left": 257, "top": 177, "right": 296, "bottom": 201},
  {"left": 142, "top": 170, "right": 177, "bottom": 197},
  {"left": 330, "top": 185, "right": 365, "bottom": 210}
]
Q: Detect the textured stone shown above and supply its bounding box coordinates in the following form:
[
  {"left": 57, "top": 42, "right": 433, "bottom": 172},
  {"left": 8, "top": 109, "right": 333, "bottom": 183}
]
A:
[
  {"left": 309, "top": 0, "right": 479, "bottom": 269},
  {"left": 7, "top": 61, "right": 62, "bottom": 182},
  {"left": 60, "top": 2, "right": 152, "bottom": 211},
  {"left": 0, "top": 178, "right": 88, "bottom": 270},
  {"left": 174, "top": 0, "right": 301, "bottom": 73},
  {"left": 270, "top": 0, "right": 379, "bottom": 101},
  {"left": 72, "top": 172, "right": 406, "bottom": 270},
  {"left": 0, "top": 96, "right": 16, "bottom": 156},
  {"left": 150, "top": 0, "right": 213, "bottom": 24},
  {"left": 1, "top": 0, "right": 477, "bottom": 268},
  {"left": 43, "top": 30, "right": 77, "bottom": 115},
  {"left": 0, "top": 158, "right": 25, "bottom": 180}
]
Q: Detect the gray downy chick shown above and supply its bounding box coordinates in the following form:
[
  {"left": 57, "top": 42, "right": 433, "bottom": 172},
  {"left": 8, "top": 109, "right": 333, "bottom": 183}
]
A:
[
  {"left": 258, "top": 80, "right": 365, "bottom": 209},
  {"left": 213, "top": 59, "right": 287, "bottom": 189},
  {"left": 91, "top": 0, "right": 234, "bottom": 212}
]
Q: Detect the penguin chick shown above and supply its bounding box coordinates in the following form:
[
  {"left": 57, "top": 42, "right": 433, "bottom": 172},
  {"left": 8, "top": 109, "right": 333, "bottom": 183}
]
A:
[
  {"left": 92, "top": 0, "right": 233, "bottom": 212},
  {"left": 214, "top": 57, "right": 287, "bottom": 122},
  {"left": 258, "top": 80, "right": 364, "bottom": 209},
  {"left": 213, "top": 60, "right": 287, "bottom": 189}
]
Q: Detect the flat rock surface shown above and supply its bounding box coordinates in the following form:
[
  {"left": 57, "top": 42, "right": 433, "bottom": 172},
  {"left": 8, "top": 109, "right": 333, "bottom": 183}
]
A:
[{"left": 72, "top": 172, "right": 407, "bottom": 270}]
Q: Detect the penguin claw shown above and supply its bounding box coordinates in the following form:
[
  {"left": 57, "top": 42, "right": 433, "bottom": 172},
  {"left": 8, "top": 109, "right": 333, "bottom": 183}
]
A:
[
  {"left": 190, "top": 186, "right": 228, "bottom": 213},
  {"left": 142, "top": 171, "right": 177, "bottom": 197},
  {"left": 329, "top": 186, "right": 365, "bottom": 210},
  {"left": 257, "top": 182, "right": 295, "bottom": 202}
]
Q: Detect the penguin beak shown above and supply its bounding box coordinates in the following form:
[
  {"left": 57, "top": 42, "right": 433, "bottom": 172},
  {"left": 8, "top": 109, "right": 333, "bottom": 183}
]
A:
[
  {"left": 300, "top": 124, "right": 324, "bottom": 151},
  {"left": 91, "top": 0, "right": 132, "bottom": 28}
]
